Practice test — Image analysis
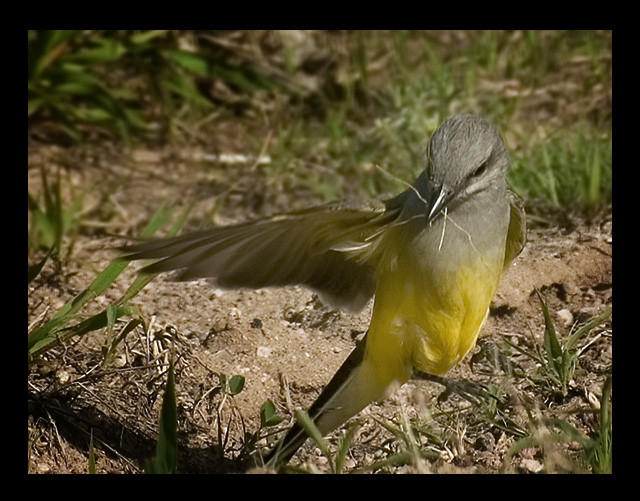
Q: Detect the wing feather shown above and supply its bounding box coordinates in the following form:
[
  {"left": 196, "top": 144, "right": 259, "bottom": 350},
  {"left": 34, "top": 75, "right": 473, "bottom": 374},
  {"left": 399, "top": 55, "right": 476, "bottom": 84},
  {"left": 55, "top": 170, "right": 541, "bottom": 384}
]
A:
[{"left": 123, "top": 201, "right": 395, "bottom": 311}]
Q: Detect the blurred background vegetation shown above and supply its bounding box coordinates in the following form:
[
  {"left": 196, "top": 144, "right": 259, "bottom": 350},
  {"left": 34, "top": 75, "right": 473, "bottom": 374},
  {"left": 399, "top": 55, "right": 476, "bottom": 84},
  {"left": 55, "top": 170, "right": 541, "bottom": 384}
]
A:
[{"left": 28, "top": 30, "right": 612, "bottom": 237}]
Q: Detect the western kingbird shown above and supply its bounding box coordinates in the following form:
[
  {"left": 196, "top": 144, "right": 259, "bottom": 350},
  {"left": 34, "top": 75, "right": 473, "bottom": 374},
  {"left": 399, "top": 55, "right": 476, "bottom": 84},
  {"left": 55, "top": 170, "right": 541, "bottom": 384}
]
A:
[{"left": 123, "top": 115, "right": 526, "bottom": 467}]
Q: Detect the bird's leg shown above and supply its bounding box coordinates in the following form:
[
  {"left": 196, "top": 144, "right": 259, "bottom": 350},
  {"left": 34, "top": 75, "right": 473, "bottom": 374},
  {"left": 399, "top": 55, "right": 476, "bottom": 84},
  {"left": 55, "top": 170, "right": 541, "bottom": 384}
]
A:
[{"left": 413, "top": 371, "right": 497, "bottom": 405}]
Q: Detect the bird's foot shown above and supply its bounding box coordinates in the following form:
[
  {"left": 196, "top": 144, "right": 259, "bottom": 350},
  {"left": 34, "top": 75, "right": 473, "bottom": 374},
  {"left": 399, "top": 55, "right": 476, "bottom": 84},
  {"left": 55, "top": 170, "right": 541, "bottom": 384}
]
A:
[{"left": 413, "top": 371, "right": 496, "bottom": 405}]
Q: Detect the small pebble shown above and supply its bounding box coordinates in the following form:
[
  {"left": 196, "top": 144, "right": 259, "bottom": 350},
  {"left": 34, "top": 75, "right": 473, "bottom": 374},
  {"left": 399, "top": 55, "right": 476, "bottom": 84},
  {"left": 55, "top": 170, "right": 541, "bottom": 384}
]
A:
[
  {"left": 257, "top": 346, "right": 272, "bottom": 358},
  {"left": 557, "top": 308, "right": 574, "bottom": 327}
]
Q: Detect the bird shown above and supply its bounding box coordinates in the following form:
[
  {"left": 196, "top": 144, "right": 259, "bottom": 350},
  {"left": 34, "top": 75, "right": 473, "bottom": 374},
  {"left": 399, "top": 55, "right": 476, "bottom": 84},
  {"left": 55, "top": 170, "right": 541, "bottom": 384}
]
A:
[{"left": 122, "top": 114, "right": 526, "bottom": 468}]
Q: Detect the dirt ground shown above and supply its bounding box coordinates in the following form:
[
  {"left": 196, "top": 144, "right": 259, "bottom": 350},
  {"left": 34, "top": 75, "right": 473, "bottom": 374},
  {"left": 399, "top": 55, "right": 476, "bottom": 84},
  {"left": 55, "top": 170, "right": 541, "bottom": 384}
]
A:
[{"left": 27, "top": 142, "right": 612, "bottom": 474}]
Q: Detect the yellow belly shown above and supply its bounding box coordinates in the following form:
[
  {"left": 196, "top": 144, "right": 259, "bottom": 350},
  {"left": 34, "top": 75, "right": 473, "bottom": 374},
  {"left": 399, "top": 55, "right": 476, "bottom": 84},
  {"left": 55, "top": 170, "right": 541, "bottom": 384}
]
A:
[{"left": 364, "top": 255, "right": 503, "bottom": 392}]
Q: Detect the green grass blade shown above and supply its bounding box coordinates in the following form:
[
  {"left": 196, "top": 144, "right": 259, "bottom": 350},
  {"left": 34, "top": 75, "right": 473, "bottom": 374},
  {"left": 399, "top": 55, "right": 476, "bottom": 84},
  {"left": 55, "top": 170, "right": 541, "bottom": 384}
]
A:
[
  {"left": 565, "top": 308, "right": 612, "bottom": 352},
  {"left": 162, "top": 73, "right": 213, "bottom": 108},
  {"left": 27, "top": 259, "right": 130, "bottom": 356},
  {"left": 541, "top": 146, "right": 559, "bottom": 207},
  {"left": 354, "top": 451, "right": 415, "bottom": 473},
  {"left": 102, "top": 318, "right": 143, "bottom": 368},
  {"left": 42, "top": 168, "right": 63, "bottom": 254},
  {"left": 146, "top": 360, "right": 178, "bottom": 474},
  {"left": 69, "top": 37, "right": 127, "bottom": 64},
  {"left": 536, "top": 291, "right": 563, "bottom": 372},
  {"left": 139, "top": 202, "right": 174, "bottom": 238},
  {"left": 129, "top": 30, "right": 170, "bottom": 45},
  {"left": 117, "top": 202, "right": 190, "bottom": 305},
  {"left": 29, "top": 305, "right": 137, "bottom": 360},
  {"left": 164, "top": 49, "right": 211, "bottom": 77},
  {"left": 295, "top": 410, "right": 334, "bottom": 472},
  {"left": 28, "top": 30, "right": 79, "bottom": 79},
  {"left": 501, "top": 419, "right": 584, "bottom": 473},
  {"left": 335, "top": 424, "right": 358, "bottom": 474},
  {"left": 590, "top": 376, "right": 612, "bottom": 474},
  {"left": 28, "top": 248, "right": 53, "bottom": 285},
  {"left": 28, "top": 203, "right": 175, "bottom": 362},
  {"left": 589, "top": 143, "right": 601, "bottom": 205}
]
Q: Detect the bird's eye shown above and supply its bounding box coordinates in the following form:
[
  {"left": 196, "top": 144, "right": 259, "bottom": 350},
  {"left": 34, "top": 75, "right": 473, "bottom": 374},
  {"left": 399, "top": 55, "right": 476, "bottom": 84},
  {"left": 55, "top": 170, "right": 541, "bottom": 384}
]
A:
[{"left": 472, "top": 160, "right": 488, "bottom": 178}]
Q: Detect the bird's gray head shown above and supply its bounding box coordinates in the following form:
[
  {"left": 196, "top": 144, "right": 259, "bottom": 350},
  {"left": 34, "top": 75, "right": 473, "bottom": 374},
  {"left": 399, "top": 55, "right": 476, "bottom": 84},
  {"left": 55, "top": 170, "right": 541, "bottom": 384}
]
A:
[
  {"left": 392, "top": 115, "right": 509, "bottom": 223},
  {"left": 427, "top": 114, "right": 508, "bottom": 193}
]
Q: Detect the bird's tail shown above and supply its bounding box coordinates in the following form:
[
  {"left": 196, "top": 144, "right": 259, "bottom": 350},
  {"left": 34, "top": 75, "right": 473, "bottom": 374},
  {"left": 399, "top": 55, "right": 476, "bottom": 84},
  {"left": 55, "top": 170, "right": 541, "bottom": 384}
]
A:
[
  {"left": 265, "top": 336, "right": 367, "bottom": 467},
  {"left": 265, "top": 333, "right": 404, "bottom": 468}
]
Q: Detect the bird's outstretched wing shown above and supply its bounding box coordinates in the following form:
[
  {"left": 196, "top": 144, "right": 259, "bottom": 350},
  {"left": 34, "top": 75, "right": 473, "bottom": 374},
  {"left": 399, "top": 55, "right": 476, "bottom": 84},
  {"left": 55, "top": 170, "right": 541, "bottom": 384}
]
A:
[{"left": 122, "top": 200, "right": 397, "bottom": 312}]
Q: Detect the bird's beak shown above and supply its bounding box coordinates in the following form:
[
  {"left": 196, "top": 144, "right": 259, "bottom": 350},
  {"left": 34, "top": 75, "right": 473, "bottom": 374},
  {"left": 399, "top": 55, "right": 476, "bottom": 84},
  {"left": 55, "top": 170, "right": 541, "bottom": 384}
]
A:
[{"left": 426, "top": 184, "right": 455, "bottom": 225}]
